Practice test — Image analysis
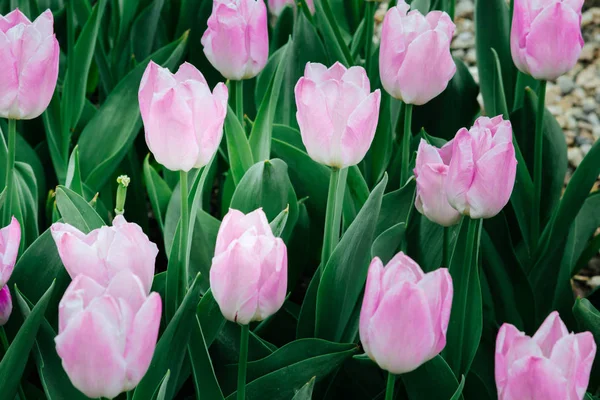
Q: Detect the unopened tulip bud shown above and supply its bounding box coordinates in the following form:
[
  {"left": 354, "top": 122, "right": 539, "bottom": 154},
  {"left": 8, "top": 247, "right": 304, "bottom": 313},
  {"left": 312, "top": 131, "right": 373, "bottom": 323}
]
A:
[
  {"left": 445, "top": 116, "right": 517, "bottom": 219},
  {"left": 0, "top": 286, "right": 12, "bottom": 326},
  {"left": 210, "top": 209, "right": 287, "bottom": 325},
  {"left": 0, "top": 216, "right": 20, "bottom": 288},
  {"left": 496, "top": 311, "right": 596, "bottom": 400},
  {"left": 511, "top": 0, "right": 584, "bottom": 81},
  {"left": 379, "top": 1, "right": 456, "bottom": 105},
  {"left": 0, "top": 9, "right": 59, "bottom": 119},
  {"left": 138, "top": 61, "right": 228, "bottom": 172},
  {"left": 202, "top": 0, "right": 269, "bottom": 80},
  {"left": 295, "top": 62, "right": 381, "bottom": 168},
  {"left": 359, "top": 253, "right": 453, "bottom": 374}
]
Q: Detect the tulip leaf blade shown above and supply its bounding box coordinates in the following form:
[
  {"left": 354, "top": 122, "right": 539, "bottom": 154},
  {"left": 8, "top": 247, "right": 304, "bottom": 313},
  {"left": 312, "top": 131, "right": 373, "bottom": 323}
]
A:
[
  {"left": 402, "top": 355, "right": 463, "bottom": 400},
  {"left": 143, "top": 154, "right": 173, "bottom": 233},
  {"left": 270, "top": 206, "right": 290, "bottom": 238},
  {"left": 573, "top": 298, "right": 600, "bottom": 389},
  {"left": 315, "top": 174, "right": 387, "bottom": 342},
  {"left": 291, "top": 376, "right": 316, "bottom": 400},
  {"left": 0, "top": 281, "right": 55, "bottom": 399},
  {"left": 55, "top": 185, "right": 105, "bottom": 233},
  {"left": 450, "top": 375, "right": 466, "bottom": 400},
  {"left": 152, "top": 370, "right": 171, "bottom": 400},
  {"left": 130, "top": 0, "right": 166, "bottom": 62},
  {"left": 224, "top": 104, "right": 255, "bottom": 185},
  {"left": 134, "top": 273, "right": 203, "bottom": 400},
  {"left": 187, "top": 316, "right": 225, "bottom": 400},
  {"left": 65, "top": 146, "right": 83, "bottom": 196},
  {"left": 313, "top": 0, "right": 353, "bottom": 66}
]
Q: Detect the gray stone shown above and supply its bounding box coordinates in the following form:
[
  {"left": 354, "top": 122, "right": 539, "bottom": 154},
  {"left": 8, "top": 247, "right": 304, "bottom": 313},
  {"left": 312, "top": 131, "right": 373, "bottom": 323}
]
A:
[
  {"left": 557, "top": 76, "right": 575, "bottom": 95},
  {"left": 455, "top": 0, "right": 474, "bottom": 19},
  {"left": 583, "top": 98, "right": 597, "bottom": 113},
  {"left": 568, "top": 147, "right": 585, "bottom": 168}
]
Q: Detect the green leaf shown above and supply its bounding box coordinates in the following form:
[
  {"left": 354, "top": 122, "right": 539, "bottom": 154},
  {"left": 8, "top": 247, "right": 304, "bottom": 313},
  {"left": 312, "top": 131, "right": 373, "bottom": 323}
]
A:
[
  {"left": 197, "top": 290, "right": 226, "bottom": 347},
  {"left": 43, "top": 93, "right": 66, "bottom": 182},
  {"left": 133, "top": 274, "right": 203, "bottom": 400},
  {"left": 152, "top": 370, "right": 171, "bottom": 400},
  {"left": 402, "top": 355, "right": 463, "bottom": 400},
  {"left": 371, "top": 222, "right": 405, "bottom": 264},
  {"left": 364, "top": 92, "right": 395, "bottom": 187},
  {"left": 475, "top": 0, "right": 516, "bottom": 113},
  {"left": 188, "top": 317, "right": 224, "bottom": 400},
  {"left": 12, "top": 162, "right": 39, "bottom": 248},
  {"left": 62, "top": 0, "right": 107, "bottom": 133},
  {"left": 270, "top": 206, "right": 290, "bottom": 238},
  {"left": 230, "top": 159, "right": 299, "bottom": 241},
  {"left": 143, "top": 154, "right": 173, "bottom": 232},
  {"left": 225, "top": 339, "right": 357, "bottom": 399},
  {"left": 450, "top": 375, "right": 466, "bottom": 400},
  {"left": 65, "top": 146, "right": 83, "bottom": 196},
  {"left": 224, "top": 105, "right": 255, "bottom": 185},
  {"left": 249, "top": 38, "right": 293, "bottom": 161},
  {"left": 313, "top": 0, "right": 353, "bottom": 66},
  {"left": 79, "top": 32, "right": 188, "bottom": 191},
  {"left": 315, "top": 175, "right": 387, "bottom": 342},
  {"left": 444, "top": 217, "right": 483, "bottom": 377},
  {"left": 0, "top": 282, "right": 54, "bottom": 399},
  {"left": 291, "top": 377, "right": 316, "bottom": 399},
  {"left": 410, "top": 0, "right": 432, "bottom": 13},
  {"left": 130, "top": 0, "right": 166, "bottom": 61},
  {"left": 55, "top": 186, "right": 105, "bottom": 232},
  {"left": 573, "top": 298, "right": 600, "bottom": 389}
]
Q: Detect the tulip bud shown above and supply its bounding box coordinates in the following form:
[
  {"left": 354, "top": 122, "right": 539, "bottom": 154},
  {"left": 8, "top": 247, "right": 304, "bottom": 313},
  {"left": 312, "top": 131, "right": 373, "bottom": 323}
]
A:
[
  {"left": 268, "top": 0, "right": 314, "bottom": 17},
  {"left": 414, "top": 139, "right": 461, "bottom": 227},
  {"left": 202, "top": 0, "right": 269, "bottom": 80},
  {"left": 445, "top": 116, "right": 517, "bottom": 219},
  {"left": 0, "top": 286, "right": 12, "bottom": 326},
  {"left": 0, "top": 216, "right": 20, "bottom": 288},
  {"left": 51, "top": 215, "right": 158, "bottom": 294},
  {"left": 294, "top": 62, "right": 381, "bottom": 168},
  {"left": 511, "top": 0, "right": 584, "bottom": 81},
  {"left": 0, "top": 9, "right": 59, "bottom": 120},
  {"left": 138, "top": 61, "right": 228, "bottom": 172},
  {"left": 496, "top": 311, "right": 596, "bottom": 400},
  {"left": 210, "top": 208, "right": 287, "bottom": 325},
  {"left": 55, "top": 271, "right": 162, "bottom": 399},
  {"left": 359, "top": 253, "right": 453, "bottom": 374},
  {"left": 379, "top": 1, "right": 456, "bottom": 105}
]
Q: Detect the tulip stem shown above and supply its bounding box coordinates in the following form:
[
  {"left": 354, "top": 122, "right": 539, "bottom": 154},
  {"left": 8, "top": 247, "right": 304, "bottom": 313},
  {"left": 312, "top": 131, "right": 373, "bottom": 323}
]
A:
[
  {"left": 235, "top": 80, "right": 244, "bottom": 128},
  {"left": 443, "top": 227, "right": 450, "bottom": 267},
  {"left": 364, "top": 1, "right": 376, "bottom": 76},
  {"left": 385, "top": 372, "right": 395, "bottom": 400},
  {"left": 180, "top": 171, "right": 190, "bottom": 294},
  {"left": 321, "top": 167, "right": 348, "bottom": 273},
  {"left": 449, "top": 0, "right": 456, "bottom": 20},
  {"left": 400, "top": 103, "right": 413, "bottom": 186},
  {"left": 237, "top": 324, "right": 250, "bottom": 400},
  {"left": 3, "top": 119, "right": 16, "bottom": 225},
  {"left": 530, "top": 80, "right": 546, "bottom": 248}
]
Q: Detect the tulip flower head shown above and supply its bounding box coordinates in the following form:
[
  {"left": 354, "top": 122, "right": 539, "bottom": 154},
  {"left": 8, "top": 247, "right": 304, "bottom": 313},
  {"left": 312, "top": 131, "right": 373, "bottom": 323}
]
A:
[
  {"left": 0, "top": 9, "right": 59, "bottom": 119},
  {"left": 511, "top": 0, "right": 584, "bottom": 81},
  {"left": 51, "top": 215, "right": 158, "bottom": 294},
  {"left": 210, "top": 208, "right": 287, "bottom": 325},
  {"left": 55, "top": 271, "right": 162, "bottom": 399},
  {"left": 202, "top": 0, "right": 269, "bottom": 80},
  {"left": 379, "top": 1, "right": 456, "bottom": 105},
  {"left": 0, "top": 216, "right": 20, "bottom": 288},
  {"left": 268, "top": 0, "right": 314, "bottom": 17},
  {"left": 496, "top": 311, "right": 596, "bottom": 400},
  {"left": 295, "top": 62, "right": 381, "bottom": 169},
  {"left": 414, "top": 139, "right": 461, "bottom": 227},
  {"left": 445, "top": 116, "right": 517, "bottom": 219},
  {"left": 138, "top": 61, "right": 228, "bottom": 172},
  {"left": 359, "top": 253, "right": 453, "bottom": 374},
  {"left": 0, "top": 285, "right": 12, "bottom": 326}
]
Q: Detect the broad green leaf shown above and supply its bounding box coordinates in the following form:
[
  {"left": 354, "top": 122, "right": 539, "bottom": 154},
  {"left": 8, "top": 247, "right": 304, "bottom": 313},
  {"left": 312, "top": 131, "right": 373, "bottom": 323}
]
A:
[
  {"left": 143, "top": 154, "right": 173, "bottom": 232},
  {"left": 364, "top": 92, "right": 395, "bottom": 187},
  {"left": 43, "top": 93, "right": 66, "bottom": 181},
  {"left": 270, "top": 6, "right": 294, "bottom": 53},
  {"left": 0, "top": 282, "right": 54, "bottom": 399},
  {"left": 12, "top": 162, "right": 39, "bottom": 248},
  {"left": 133, "top": 274, "right": 203, "bottom": 400},
  {"left": 188, "top": 317, "right": 224, "bottom": 400},
  {"left": 450, "top": 376, "right": 466, "bottom": 400},
  {"left": 230, "top": 159, "right": 299, "bottom": 241},
  {"left": 402, "top": 355, "right": 463, "bottom": 400},
  {"left": 313, "top": 0, "right": 353, "bottom": 66},
  {"left": 297, "top": 267, "right": 321, "bottom": 339},
  {"left": 270, "top": 206, "right": 290, "bottom": 238},
  {"left": 291, "top": 377, "right": 316, "bottom": 399},
  {"left": 79, "top": 32, "right": 188, "bottom": 190},
  {"left": 315, "top": 175, "right": 387, "bottom": 342},
  {"left": 152, "top": 370, "right": 171, "bottom": 400},
  {"left": 573, "top": 298, "right": 600, "bottom": 389},
  {"left": 371, "top": 222, "right": 405, "bottom": 264},
  {"left": 65, "top": 146, "right": 83, "bottom": 196},
  {"left": 224, "top": 105, "right": 255, "bottom": 185},
  {"left": 444, "top": 217, "right": 483, "bottom": 377},
  {"left": 55, "top": 186, "right": 105, "bottom": 232},
  {"left": 197, "top": 290, "right": 225, "bottom": 347},
  {"left": 410, "top": 0, "right": 431, "bottom": 13},
  {"left": 130, "top": 0, "right": 166, "bottom": 61}
]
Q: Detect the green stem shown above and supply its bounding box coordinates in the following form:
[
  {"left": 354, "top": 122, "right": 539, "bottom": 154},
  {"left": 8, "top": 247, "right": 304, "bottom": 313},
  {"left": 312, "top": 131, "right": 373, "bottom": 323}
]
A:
[
  {"left": 364, "top": 1, "right": 376, "bottom": 76},
  {"left": 179, "top": 171, "right": 190, "bottom": 293},
  {"left": 3, "top": 119, "right": 16, "bottom": 225},
  {"left": 321, "top": 167, "right": 347, "bottom": 272},
  {"left": 400, "top": 103, "right": 413, "bottom": 186},
  {"left": 530, "top": 80, "right": 546, "bottom": 248},
  {"left": 449, "top": 0, "right": 456, "bottom": 20},
  {"left": 385, "top": 372, "right": 395, "bottom": 400},
  {"left": 237, "top": 325, "right": 250, "bottom": 400},
  {"left": 235, "top": 80, "right": 244, "bottom": 128},
  {"left": 443, "top": 227, "right": 450, "bottom": 267}
]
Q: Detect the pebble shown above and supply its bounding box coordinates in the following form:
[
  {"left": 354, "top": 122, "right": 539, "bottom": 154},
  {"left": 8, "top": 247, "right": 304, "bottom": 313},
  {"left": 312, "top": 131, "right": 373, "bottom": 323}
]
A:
[
  {"left": 582, "top": 143, "right": 593, "bottom": 156},
  {"left": 557, "top": 76, "right": 575, "bottom": 95},
  {"left": 583, "top": 98, "right": 597, "bottom": 113},
  {"left": 568, "top": 147, "right": 585, "bottom": 167},
  {"left": 454, "top": 0, "right": 474, "bottom": 19}
]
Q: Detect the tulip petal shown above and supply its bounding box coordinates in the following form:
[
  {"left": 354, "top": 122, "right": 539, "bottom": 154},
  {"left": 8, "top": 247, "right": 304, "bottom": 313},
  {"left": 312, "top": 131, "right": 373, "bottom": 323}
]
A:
[
  {"left": 0, "top": 31, "right": 18, "bottom": 118},
  {"left": 382, "top": 252, "right": 424, "bottom": 290},
  {"left": 503, "top": 356, "right": 568, "bottom": 400},
  {"left": 495, "top": 323, "right": 529, "bottom": 397},
  {"left": 446, "top": 128, "right": 475, "bottom": 215},
  {"left": 0, "top": 285, "right": 12, "bottom": 326},
  {"left": 246, "top": 0, "right": 269, "bottom": 76},
  {"left": 532, "top": 311, "right": 569, "bottom": 357},
  {"left": 256, "top": 238, "right": 287, "bottom": 321},
  {"left": 215, "top": 208, "right": 272, "bottom": 255},
  {"left": 359, "top": 258, "right": 385, "bottom": 356},
  {"left": 418, "top": 268, "right": 453, "bottom": 354},
  {"left": 0, "top": 216, "right": 20, "bottom": 286},
  {"left": 415, "top": 163, "right": 461, "bottom": 226},
  {"left": 105, "top": 270, "right": 148, "bottom": 313},
  {"left": 138, "top": 62, "right": 177, "bottom": 121},
  {"left": 341, "top": 90, "right": 381, "bottom": 167},
  {"left": 174, "top": 61, "right": 208, "bottom": 85},
  {"left": 550, "top": 332, "right": 596, "bottom": 400},
  {"left": 58, "top": 275, "right": 107, "bottom": 332}
]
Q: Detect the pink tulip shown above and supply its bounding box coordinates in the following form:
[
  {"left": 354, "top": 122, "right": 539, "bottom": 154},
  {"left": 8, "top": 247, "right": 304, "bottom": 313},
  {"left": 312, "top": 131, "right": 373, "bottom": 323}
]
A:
[
  {"left": 210, "top": 208, "right": 287, "bottom": 325},
  {"left": 268, "top": 0, "right": 314, "bottom": 16},
  {"left": 0, "top": 216, "right": 20, "bottom": 288},
  {"left": 414, "top": 139, "right": 461, "bottom": 227},
  {"left": 55, "top": 270, "right": 162, "bottom": 399},
  {"left": 445, "top": 116, "right": 517, "bottom": 219},
  {"left": 51, "top": 215, "right": 158, "bottom": 294},
  {"left": 359, "top": 252, "right": 453, "bottom": 374},
  {"left": 379, "top": 1, "right": 456, "bottom": 105},
  {"left": 295, "top": 62, "right": 381, "bottom": 168},
  {"left": 0, "top": 9, "right": 59, "bottom": 120},
  {"left": 202, "top": 0, "right": 269, "bottom": 80},
  {"left": 138, "top": 61, "right": 228, "bottom": 172},
  {"left": 0, "top": 285, "right": 12, "bottom": 326},
  {"left": 511, "top": 0, "right": 584, "bottom": 81},
  {"left": 496, "top": 311, "right": 596, "bottom": 400}
]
